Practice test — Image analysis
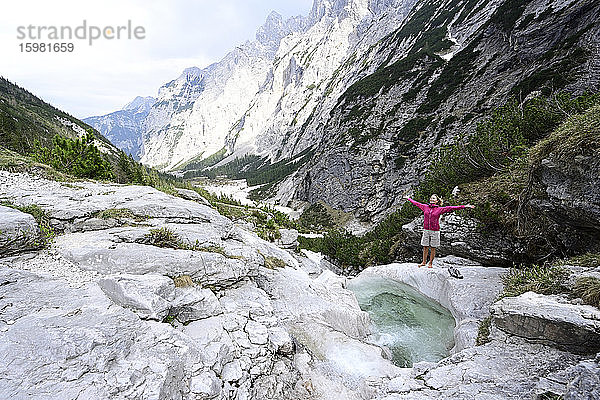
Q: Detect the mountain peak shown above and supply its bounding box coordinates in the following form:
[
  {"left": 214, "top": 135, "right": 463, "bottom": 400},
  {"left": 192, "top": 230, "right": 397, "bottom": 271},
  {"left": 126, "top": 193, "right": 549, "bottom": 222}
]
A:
[
  {"left": 123, "top": 96, "right": 156, "bottom": 113},
  {"left": 256, "top": 10, "right": 306, "bottom": 48},
  {"left": 182, "top": 66, "right": 202, "bottom": 77}
]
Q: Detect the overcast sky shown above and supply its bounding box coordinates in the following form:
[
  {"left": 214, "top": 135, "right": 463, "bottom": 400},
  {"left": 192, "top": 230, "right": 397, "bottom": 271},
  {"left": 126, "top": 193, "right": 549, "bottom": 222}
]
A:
[{"left": 0, "top": 0, "right": 313, "bottom": 119}]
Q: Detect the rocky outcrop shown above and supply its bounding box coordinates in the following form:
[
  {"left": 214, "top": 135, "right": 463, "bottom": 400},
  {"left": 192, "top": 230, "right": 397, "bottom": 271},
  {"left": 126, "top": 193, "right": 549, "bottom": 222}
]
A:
[
  {"left": 528, "top": 114, "right": 600, "bottom": 256},
  {"left": 492, "top": 292, "right": 600, "bottom": 355},
  {"left": 98, "top": 274, "right": 176, "bottom": 321},
  {"left": 534, "top": 353, "right": 600, "bottom": 399},
  {"left": 0, "top": 205, "right": 42, "bottom": 256},
  {"left": 382, "top": 331, "right": 582, "bottom": 400},
  {"left": 1, "top": 170, "right": 599, "bottom": 400},
  {"left": 0, "top": 171, "right": 406, "bottom": 399}
]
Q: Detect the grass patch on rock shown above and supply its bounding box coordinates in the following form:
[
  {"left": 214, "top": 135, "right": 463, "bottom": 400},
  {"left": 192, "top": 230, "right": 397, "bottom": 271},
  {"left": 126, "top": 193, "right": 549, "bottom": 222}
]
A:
[
  {"left": 95, "top": 208, "right": 147, "bottom": 222},
  {"left": 263, "top": 255, "right": 286, "bottom": 269},
  {"left": 500, "top": 264, "right": 570, "bottom": 299},
  {"left": 144, "top": 227, "right": 244, "bottom": 259},
  {"left": 573, "top": 277, "right": 600, "bottom": 308},
  {"left": 529, "top": 103, "right": 600, "bottom": 166},
  {"left": 172, "top": 274, "right": 195, "bottom": 288},
  {"left": 555, "top": 252, "right": 600, "bottom": 268},
  {"left": 145, "top": 227, "right": 181, "bottom": 249},
  {"left": 476, "top": 316, "right": 492, "bottom": 346}
]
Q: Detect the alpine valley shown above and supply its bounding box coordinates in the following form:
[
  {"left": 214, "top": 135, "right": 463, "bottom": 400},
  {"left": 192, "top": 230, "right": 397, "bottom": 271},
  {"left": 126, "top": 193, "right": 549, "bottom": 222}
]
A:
[
  {"left": 89, "top": 0, "right": 599, "bottom": 222},
  {"left": 2, "top": 0, "right": 600, "bottom": 399}
]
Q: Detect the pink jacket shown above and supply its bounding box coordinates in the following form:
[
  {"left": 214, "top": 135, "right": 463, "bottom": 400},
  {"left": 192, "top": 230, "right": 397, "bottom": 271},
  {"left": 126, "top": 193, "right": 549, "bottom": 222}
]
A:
[{"left": 407, "top": 197, "right": 466, "bottom": 231}]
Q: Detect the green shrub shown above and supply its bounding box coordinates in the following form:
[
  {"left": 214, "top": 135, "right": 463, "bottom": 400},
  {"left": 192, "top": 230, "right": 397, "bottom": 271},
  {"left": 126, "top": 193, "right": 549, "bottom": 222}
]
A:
[
  {"left": 297, "top": 203, "right": 334, "bottom": 232},
  {"left": 573, "top": 277, "right": 600, "bottom": 308},
  {"left": 256, "top": 222, "right": 281, "bottom": 242},
  {"left": 501, "top": 264, "right": 570, "bottom": 298},
  {"left": 162, "top": 314, "right": 176, "bottom": 325},
  {"left": 145, "top": 227, "right": 181, "bottom": 249},
  {"left": 32, "top": 132, "right": 113, "bottom": 180}
]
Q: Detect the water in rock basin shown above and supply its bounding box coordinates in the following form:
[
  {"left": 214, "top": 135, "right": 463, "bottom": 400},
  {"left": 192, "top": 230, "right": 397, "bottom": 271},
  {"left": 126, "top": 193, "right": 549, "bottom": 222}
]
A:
[{"left": 347, "top": 276, "right": 455, "bottom": 367}]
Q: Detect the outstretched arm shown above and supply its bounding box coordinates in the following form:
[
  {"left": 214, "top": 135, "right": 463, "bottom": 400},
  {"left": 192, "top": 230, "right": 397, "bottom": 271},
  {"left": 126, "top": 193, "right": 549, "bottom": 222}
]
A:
[
  {"left": 403, "top": 196, "right": 427, "bottom": 211},
  {"left": 439, "top": 204, "right": 475, "bottom": 214}
]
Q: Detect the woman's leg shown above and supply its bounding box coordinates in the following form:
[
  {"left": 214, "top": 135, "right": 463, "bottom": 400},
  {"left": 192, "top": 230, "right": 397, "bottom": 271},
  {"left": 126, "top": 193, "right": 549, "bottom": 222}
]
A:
[
  {"left": 419, "top": 247, "right": 428, "bottom": 267},
  {"left": 428, "top": 247, "right": 436, "bottom": 267}
]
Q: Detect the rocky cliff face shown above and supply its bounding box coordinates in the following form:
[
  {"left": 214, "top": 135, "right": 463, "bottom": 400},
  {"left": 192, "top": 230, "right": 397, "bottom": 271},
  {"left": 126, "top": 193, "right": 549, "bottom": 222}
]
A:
[
  {"left": 139, "top": 11, "right": 309, "bottom": 170},
  {"left": 285, "top": 0, "right": 600, "bottom": 221},
  {"left": 84, "top": 96, "right": 156, "bottom": 159},
  {"left": 134, "top": 0, "right": 418, "bottom": 172}
]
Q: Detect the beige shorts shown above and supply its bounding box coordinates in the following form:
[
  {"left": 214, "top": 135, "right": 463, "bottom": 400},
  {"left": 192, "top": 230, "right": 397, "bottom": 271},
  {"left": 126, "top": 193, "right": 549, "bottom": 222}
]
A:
[{"left": 421, "top": 229, "right": 440, "bottom": 248}]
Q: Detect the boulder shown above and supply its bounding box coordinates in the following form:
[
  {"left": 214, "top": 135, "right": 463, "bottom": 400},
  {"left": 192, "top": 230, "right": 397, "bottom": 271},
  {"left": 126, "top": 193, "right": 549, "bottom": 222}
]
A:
[
  {"left": 171, "top": 286, "right": 223, "bottom": 323},
  {"left": 491, "top": 292, "right": 600, "bottom": 355},
  {"left": 276, "top": 228, "right": 299, "bottom": 249},
  {"left": 0, "top": 206, "right": 42, "bottom": 256},
  {"left": 98, "top": 274, "right": 175, "bottom": 320}
]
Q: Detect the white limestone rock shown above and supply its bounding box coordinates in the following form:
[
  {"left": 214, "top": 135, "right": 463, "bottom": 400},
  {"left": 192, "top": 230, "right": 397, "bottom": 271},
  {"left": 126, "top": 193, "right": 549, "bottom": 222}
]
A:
[
  {"left": 184, "top": 316, "right": 235, "bottom": 371},
  {"left": 276, "top": 228, "right": 299, "bottom": 248},
  {"left": 0, "top": 268, "right": 204, "bottom": 400},
  {"left": 491, "top": 291, "right": 600, "bottom": 355},
  {"left": 190, "top": 370, "right": 222, "bottom": 399},
  {"left": 268, "top": 327, "right": 295, "bottom": 355},
  {"left": 171, "top": 286, "right": 223, "bottom": 323},
  {"left": 0, "top": 205, "right": 42, "bottom": 255},
  {"left": 175, "top": 187, "right": 211, "bottom": 206},
  {"left": 246, "top": 320, "right": 269, "bottom": 345},
  {"left": 54, "top": 228, "right": 257, "bottom": 288},
  {"left": 98, "top": 273, "right": 175, "bottom": 320},
  {"left": 221, "top": 360, "right": 244, "bottom": 383}
]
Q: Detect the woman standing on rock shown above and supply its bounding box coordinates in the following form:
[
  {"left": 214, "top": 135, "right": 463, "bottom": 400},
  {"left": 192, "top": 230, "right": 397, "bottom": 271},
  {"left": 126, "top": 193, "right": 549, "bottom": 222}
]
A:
[{"left": 403, "top": 194, "right": 474, "bottom": 268}]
